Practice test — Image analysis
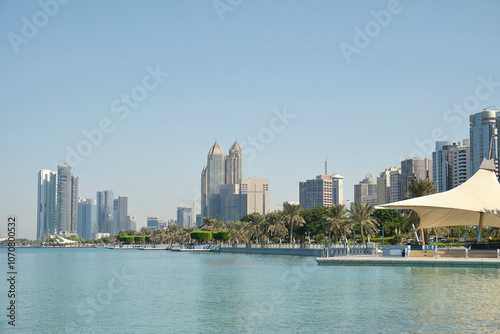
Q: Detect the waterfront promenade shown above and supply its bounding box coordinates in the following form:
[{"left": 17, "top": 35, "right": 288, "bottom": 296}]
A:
[{"left": 316, "top": 256, "right": 500, "bottom": 268}]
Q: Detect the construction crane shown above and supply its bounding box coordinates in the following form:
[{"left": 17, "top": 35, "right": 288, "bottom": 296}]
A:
[{"left": 174, "top": 199, "right": 198, "bottom": 227}]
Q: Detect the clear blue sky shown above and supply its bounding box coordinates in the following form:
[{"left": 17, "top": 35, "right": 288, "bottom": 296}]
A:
[{"left": 1, "top": 0, "right": 500, "bottom": 239}]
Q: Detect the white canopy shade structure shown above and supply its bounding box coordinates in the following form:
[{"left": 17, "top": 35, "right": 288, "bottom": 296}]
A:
[{"left": 379, "top": 159, "right": 500, "bottom": 239}]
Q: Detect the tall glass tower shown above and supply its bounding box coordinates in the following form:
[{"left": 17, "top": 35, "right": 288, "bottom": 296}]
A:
[
  {"left": 225, "top": 141, "right": 243, "bottom": 185},
  {"left": 470, "top": 109, "right": 500, "bottom": 177},
  {"left": 97, "top": 190, "right": 114, "bottom": 234},
  {"left": 37, "top": 170, "right": 57, "bottom": 240},
  {"left": 57, "top": 165, "right": 78, "bottom": 235}
]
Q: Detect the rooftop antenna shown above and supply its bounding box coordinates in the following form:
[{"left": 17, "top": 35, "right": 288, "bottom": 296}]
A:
[{"left": 325, "top": 156, "right": 328, "bottom": 175}]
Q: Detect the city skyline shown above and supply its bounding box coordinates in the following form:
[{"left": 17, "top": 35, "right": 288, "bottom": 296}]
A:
[{"left": 2, "top": 1, "right": 500, "bottom": 239}]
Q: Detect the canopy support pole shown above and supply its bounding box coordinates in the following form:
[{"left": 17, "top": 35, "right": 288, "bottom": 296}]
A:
[{"left": 478, "top": 212, "right": 484, "bottom": 243}]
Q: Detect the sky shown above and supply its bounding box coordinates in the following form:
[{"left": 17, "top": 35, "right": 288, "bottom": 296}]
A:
[{"left": 1, "top": 0, "right": 500, "bottom": 239}]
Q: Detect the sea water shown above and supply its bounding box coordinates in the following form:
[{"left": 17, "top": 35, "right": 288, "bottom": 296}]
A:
[{"left": 1, "top": 248, "right": 499, "bottom": 333}]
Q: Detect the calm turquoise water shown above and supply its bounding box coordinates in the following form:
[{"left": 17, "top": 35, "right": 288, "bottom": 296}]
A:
[{"left": 1, "top": 248, "right": 500, "bottom": 333}]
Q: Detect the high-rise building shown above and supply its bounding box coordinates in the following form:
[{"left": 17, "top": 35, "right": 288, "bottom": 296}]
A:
[
  {"left": 202, "top": 142, "right": 225, "bottom": 220},
  {"left": 147, "top": 216, "right": 159, "bottom": 230},
  {"left": 225, "top": 141, "right": 242, "bottom": 185},
  {"left": 201, "top": 140, "right": 243, "bottom": 220},
  {"left": 37, "top": 170, "right": 57, "bottom": 240},
  {"left": 400, "top": 158, "right": 433, "bottom": 199},
  {"left": 126, "top": 215, "right": 137, "bottom": 231},
  {"left": 219, "top": 179, "right": 270, "bottom": 222},
  {"left": 299, "top": 174, "right": 344, "bottom": 210},
  {"left": 77, "top": 198, "right": 97, "bottom": 240},
  {"left": 177, "top": 207, "right": 194, "bottom": 228},
  {"left": 113, "top": 196, "right": 128, "bottom": 235},
  {"left": 97, "top": 190, "right": 114, "bottom": 234},
  {"left": 432, "top": 141, "right": 459, "bottom": 193},
  {"left": 354, "top": 174, "right": 377, "bottom": 206},
  {"left": 377, "top": 167, "right": 401, "bottom": 205},
  {"left": 240, "top": 178, "right": 269, "bottom": 217},
  {"left": 57, "top": 165, "right": 78, "bottom": 235},
  {"left": 450, "top": 139, "right": 471, "bottom": 188},
  {"left": 470, "top": 109, "right": 500, "bottom": 176}
]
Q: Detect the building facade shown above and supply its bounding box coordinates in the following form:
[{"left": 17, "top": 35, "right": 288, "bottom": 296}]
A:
[
  {"left": 400, "top": 158, "right": 433, "bottom": 199},
  {"left": 57, "top": 165, "right": 78, "bottom": 235},
  {"left": 126, "top": 215, "right": 137, "bottom": 231},
  {"left": 299, "top": 174, "right": 344, "bottom": 210},
  {"left": 450, "top": 139, "right": 471, "bottom": 188},
  {"left": 377, "top": 167, "right": 401, "bottom": 205},
  {"left": 201, "top": 140, "right": 244, "bottom": 220},
  {"left": 177, "top": 207, "right": 194, "bottom": 228},
  {"left": 97, "top": 190, "right": 114, "bottom": 234},
  {"left": 113, "top": 196, "right": 128, "bottom": 235},
  {"left": 354, "top": 174, "right": 377, "bottom": 206},
  {"left": 37, "top": 170, "right": 57, "bottom": 240},
  {"left": 77, "top": 198, "right": 97, "bottom": 240},
  {"left": 470, "top": 109, "right": 500, "bottom": 176},
  {"left": 432, "top": 141, "right": 460, "bottom": 193},
  {"left": 147, "top": 216, "right": 159, "bottom": 230}
]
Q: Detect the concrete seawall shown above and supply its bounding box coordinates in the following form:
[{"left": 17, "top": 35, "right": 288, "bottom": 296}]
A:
[{"left": 219, "top": 247, "right": 324, "bottom": 257}]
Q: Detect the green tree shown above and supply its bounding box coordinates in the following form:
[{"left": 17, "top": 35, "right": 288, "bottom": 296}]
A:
[
  {"left": 348, "top": 202, "right": 379, "bottom": 244},
  {"left": 404, "top": 178, "right": 438, "bottom": 244},
  {"left": 150, "top": 229, "right": 166, "bottom": 244},
  {"left": 139, "top": 227, "right": 151, "bottom": 236},
  {"left": 263, "top": 212, "right": 287, "bottom": 244},
  {"left": 246, "top": 213, "right": 266, "bottom": 243},
  {"left": 323, "top": 204, "right": 348, "bottom": 244},
  {"left": 191, "top": 231, "right": 212, "bottom": 243},
  {"left": 373, "top": 209, "right": 407, "bottom": 237},
  {"left": 283, "top": 203, "right": 306, "bottom": 244},
  {"left": 298, "top": 207, "right": 328, "bottom": 240}
]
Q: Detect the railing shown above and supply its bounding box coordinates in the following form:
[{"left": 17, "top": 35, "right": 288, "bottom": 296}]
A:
[
  {"left": 219, "top": 243, "right": 326, "bottom": 249},
  {"left": 323, "top": 245, "right": 376, "bottom": 258}
]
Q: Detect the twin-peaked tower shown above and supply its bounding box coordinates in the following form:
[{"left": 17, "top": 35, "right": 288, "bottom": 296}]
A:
[{"left": 201, "top": 140, "right": 243, "bottom": 220}]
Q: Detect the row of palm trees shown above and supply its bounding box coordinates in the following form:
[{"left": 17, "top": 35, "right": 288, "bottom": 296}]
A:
[
  {"left": 136, "top": 179, "right": 437, "bottom": 245},
  {"left": 144, "top": 201, "right": 382, "bottom": 245}
]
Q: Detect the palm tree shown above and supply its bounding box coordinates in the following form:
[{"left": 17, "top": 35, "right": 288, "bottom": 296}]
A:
[
  {"left": 246, "top": 213, "right": 266, "bottom": 243},
  {"left": 139, "top": 227, "right": 151, "bottom": 236},
  {"left": 226, "top": 221, "right": 248, "bottom": 243},
  {"left": 404, "top": 178, "right": 438, "bottom": 244},
  {"left": 165, "top": 224, "right": 181, "bottom": 244},
  {"left": 323, "top": 204, "right": 348, "bottom": 244},
  {"left": 282, "top": 203, "right": 305, "bottom": 244},
  {"left": 179, "top": 227, "right": 195, "bottom": 244},
  {"left": 150, "top": 229, "right": 165, "bottom": 244},
  {"left": 264, "top": 212, "right": 287, "bottom": 243},
  {"left": 348, "top": 202, "right": 379, "bottom": 244}
]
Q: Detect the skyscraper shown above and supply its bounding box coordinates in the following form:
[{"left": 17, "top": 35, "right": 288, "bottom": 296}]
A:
[
  {"left": 113, "top": 196, "right": 128, "bottom": 235},
  {"left": 147, "top": 216, "right": 159, "bottom": 230},
  {"left": 77, "top": 198, "right": 97, "bottom": 240},
  {"left": 240, "top": 178, "right": 269, "bottom": 217},
  {"left": 177, "top": 207, "right": 193, "bottom": 228},
  {"left": 450, "top": 139, "right": 471, "bottom": 188},
  {"left": 57, "top": 165, "right": 78, "bottom": 235},
  {"left": 377, "top": 167, "right": 401, "bottom": 205},
  {"left": 225, "top": 141, "right": 242, "bottom": 185},
  {"left": 470, "top": 109, "right": 500, "bottom": 176},
  {"left": 400, "top": 158, "right": 433, "bottom": 199},
  {"left": 201, "top": 140, "right": 243, "bottom": 220},
  {"left": 354, "top": 174, "right": 377, "bottom": 206},
  {"left": 299, "top": 174, "right": 344, "bottom": 210},
  {"left": 126, "top": 215, "right": 137, "bottom": 231},
  {"left": 97, "top": 190, "right": 114, "bottom": 234},
  {"left": 37, "top": 170, "right": 57, "bottom": 240},
  {"left": 432, "top": 141, "right": 459, "bottom": 193}
]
